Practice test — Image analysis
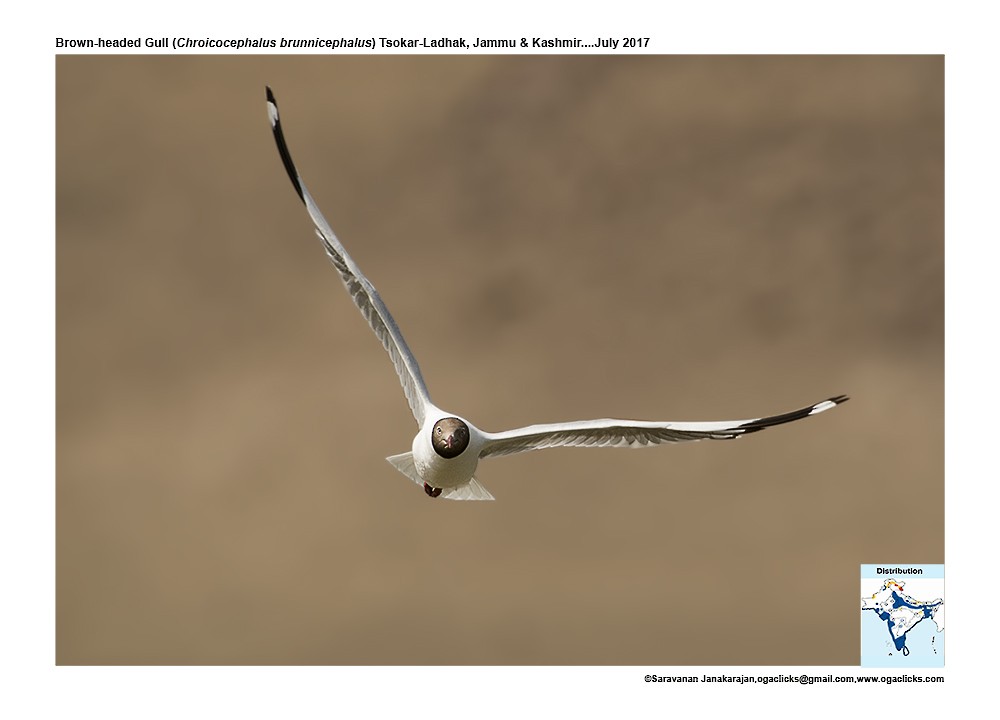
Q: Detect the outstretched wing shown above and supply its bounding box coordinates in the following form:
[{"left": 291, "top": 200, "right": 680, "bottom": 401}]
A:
[
  {"left": 479, "top": 395, "right": 848, "bottom": 459},
  {"left": 267, "top": 87, "right": 432, "bottom": 426}
]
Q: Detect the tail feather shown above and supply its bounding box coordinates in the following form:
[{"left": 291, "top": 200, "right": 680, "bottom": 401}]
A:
[
  {"left": 386, "top": 452, "right": 422, "bottom": 486},
  {"left": 441, "top": 478, "right": 494, "bottom": 501},
  {"left": 386, "top": 453, "right": 495, "bottom": 501}
]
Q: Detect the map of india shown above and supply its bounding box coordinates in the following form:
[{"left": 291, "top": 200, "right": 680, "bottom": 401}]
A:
[{"left": 859, "top": 565, "right": 943, "bottom": 667}]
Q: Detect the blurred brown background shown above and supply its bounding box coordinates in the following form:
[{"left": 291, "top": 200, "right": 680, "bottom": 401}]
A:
[{"left": 57, "top": 56, "right": 942, "bottom": 665}]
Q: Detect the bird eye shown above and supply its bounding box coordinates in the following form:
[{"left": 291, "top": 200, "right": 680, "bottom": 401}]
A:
[{"left": 436, "top": 427, "right": 442, "bottom": 434}]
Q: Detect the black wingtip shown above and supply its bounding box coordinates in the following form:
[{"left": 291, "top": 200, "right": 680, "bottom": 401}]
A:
[
  {"left": 266, "top": 86, "right": 306, "bottom": 204},
  {"left": 736, "top": 394, "right": 849, "bottom": 435}
]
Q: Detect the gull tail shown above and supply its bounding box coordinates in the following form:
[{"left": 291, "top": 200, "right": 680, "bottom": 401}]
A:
[
  {"left": 441, "top": 478, "right": 494, "bottom": 501},
  {"left": 386, "top": 452, "right": 423, "bottom": 487},
  {"left": 385, "top": 453, "right": 495, "bottom": 501}
]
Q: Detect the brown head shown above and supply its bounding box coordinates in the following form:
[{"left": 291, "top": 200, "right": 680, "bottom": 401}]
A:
[{"left": 432, "top": 417, "right": 470, "bottom": 459}]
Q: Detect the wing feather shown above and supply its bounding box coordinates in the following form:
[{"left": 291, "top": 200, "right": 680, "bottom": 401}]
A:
[
  {"left": 267, "top": 88, "right": 432, "bottom": 426},
  {"left": 479, "top": 395, "right": 848, "bottom": 459}
]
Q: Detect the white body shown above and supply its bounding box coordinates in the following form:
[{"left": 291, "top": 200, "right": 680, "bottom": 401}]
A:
[
  {"left": 412, "top": 412, "right": 483, "bottom": 489},
  {"left": 386, "top": 411, "right": 494, "bottom": 501}
]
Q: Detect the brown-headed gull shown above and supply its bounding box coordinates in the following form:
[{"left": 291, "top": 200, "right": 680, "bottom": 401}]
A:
[{"left": 266, "top": 87, "right": 848, "bottom": 501}]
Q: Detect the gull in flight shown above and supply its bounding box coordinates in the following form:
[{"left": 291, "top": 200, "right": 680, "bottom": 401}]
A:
[{"left": 266, "top": 87, "right": 848, "bottom": 501}]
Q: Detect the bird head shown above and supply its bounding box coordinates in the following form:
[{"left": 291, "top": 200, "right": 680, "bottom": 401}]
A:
[{"left": 432, "top": 417, "right": 470, "bottom": 459}]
